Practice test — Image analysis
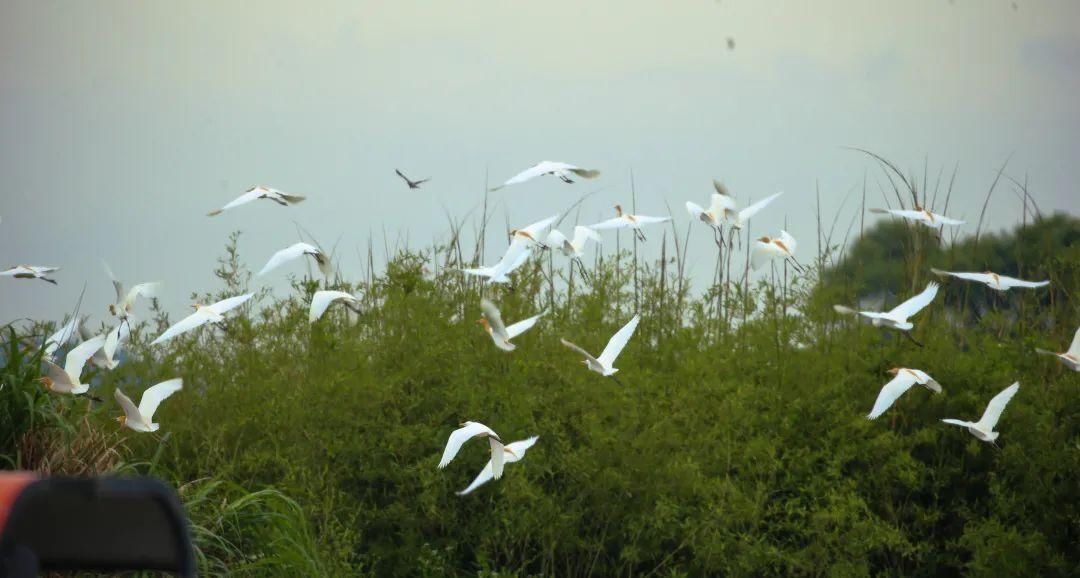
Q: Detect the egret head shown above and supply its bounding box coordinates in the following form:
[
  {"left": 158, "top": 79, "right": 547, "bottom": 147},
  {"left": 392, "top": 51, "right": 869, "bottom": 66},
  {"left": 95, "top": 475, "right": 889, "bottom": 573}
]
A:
[
  {"left": 190, "top": 303, "right": 202, "bottom": 311},
  {"left": 757, "top": 236, "right": 771, "bottom": 244},
  {"left": 614, "top": 204, "right": 623, "bottom": 216},
  {"left": 476, "top": 317, "right": 491, "bottom": 332},
  {"left": 115, "top": 415, "right": 127, "bottom": 427},
  {"left": 108, "top": 304, "right": 118, "bottom": 316},
  {"left": 37, "top": 376, "right": 53, "bottom": 391},
  {"left": 887, "top": 367, "right": 900, "bottom": 375}
]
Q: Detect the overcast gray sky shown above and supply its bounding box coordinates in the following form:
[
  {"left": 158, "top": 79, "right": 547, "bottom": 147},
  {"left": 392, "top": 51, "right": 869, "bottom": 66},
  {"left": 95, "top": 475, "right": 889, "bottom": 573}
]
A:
[{"left": 2, "top": 0, "right": 1078, "bottom": 325}]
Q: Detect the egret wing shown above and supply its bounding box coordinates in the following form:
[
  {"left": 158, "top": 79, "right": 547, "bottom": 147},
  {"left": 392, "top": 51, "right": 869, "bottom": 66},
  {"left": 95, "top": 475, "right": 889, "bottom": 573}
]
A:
[
  {"left": 505, "top": 310, "right": 544, "bottom": 340},
  {"left": 137, "top": 378, "right": 183, "bottom": 422},
  {"left": 737, "top": 192, "right": 783, "bottom": 222},
  {"left": 490, "top": 437, "right": 506, "bottom": 480},
  {"left": 258, "top": 243, "right": 314, "bottom": 276},
  {"left": 479, "top": 299, "right": 510, "bottom": 340},
  {"left": 930, "top": 269, "right": 992, "bottom": 284},
  {"left": 976, "top": 382, "right": 1019, "bottom": 430},
  {"left": 208, "top": 293, "right": 254, "bottom": 315},
  {"left": 44, "top": 316, "right": 81, "bottom": 359},
  {"left": 64, "top": 334, "right": 107, "bottom": 381},
  {"left": 1067, "top": 327, "right": 1080, "bottom": 357},
  {"left": 438, "top": 422, "right": 497, "bottom": 469},
  {"left": 888, "top": 282, "right": 939, "bottom": 321},
  {"left": 310, "top": 291, "right": 354, "bottom": 323},
  {"left": 588, "top": 217, "right": 629, "bottom": 231},
  {"left": 572, "top": 226, "right": 602, "bottom": 248},
  {"left": 931, "top": 213, "right": 964, "bottom": 225},
  {"left": 208, "top": 189, "right": 262, "bottom": 216},
  {"left": 1000, "top": 276, "right": 1049, "bottom": 289},
  {"left": 545, "top": 229, "right": 569, "bottom": 250},
  {"left": 685, "top": 201, "right": 705, "bottom": 220},
  {"left": 114, "top": 388, "right": 144, "bottom": 425},
  {"left": 941, "top": 418, "right": 976, "bottom": 428},
  {"left": 709, "top": 192, "right": 737, "bottom": 217},
  {"left": 124, "top": 282, "right": 162, "bottom": 308},
  {"left": 102, "top": 260, "right": 123, "bottom": 304},
  {"left": 597, "top": 315, "right": 640, "bottom": 367},
  {"left": 102, "top": 322, "right": 130, "bottom": 362},
  {"left": 777, "top": 230, "right": 797, "bottom": 255},
  {"left": 520, "top": 214, "right": 559, "bottom": 237},
  {"left": 150, "top": 310, "right": 215, "bottom": 345},
  {"left": 867, "top": 373, "right": 919, "bottom": 419},
  {"left": 493, "top": 163, "right": 548, "bottom": 190},
  {"left": 560, "top": 338, "right": 602, "bottom": 367},
  {"left": 751, "top": 241, "right": 780, "bottom": 270},
  {"left": 631, "top": 215, "right": 671, "bottom": 225}
]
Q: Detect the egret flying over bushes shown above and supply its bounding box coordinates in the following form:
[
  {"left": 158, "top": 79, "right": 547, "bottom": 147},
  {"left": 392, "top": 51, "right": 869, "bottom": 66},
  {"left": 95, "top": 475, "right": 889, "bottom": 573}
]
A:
[
  {"left": 867, "top": 368, "right": 942, "bottom": 420},
  {"left": 834, "top": 282, "right": 939, "bottom": 345},
  {"left": 457, "top": 436, "right": 539, "bottom": 496},
  {"left": 716, "top": 185, "right": 783, "bottom": 230},
  {"left": 114, "top": 378, "right": 183, "bottom": 433},
  {"left": 309, "top": 290, "right": 360, "bottom": 323},
  {"left": 38, "top": 334, "right": 106, "bottom": 395},
  {"left": 561, "top": 314, "right": 640, "bottom": 379},
  {"left": 459, "top": 215, "right": 556, "bottom": 284},
  {"left": 103, "top": 262, "right": 161, "bottom": 331},
  {"left": 545, "top": 226, "right": 601, "bottom": 279},
  {"left": 257, "top": 242, "right": 333, "bottom": 277},
  {"left": 478, "top": 298, "right": 544, "bottom": 351},
  {"left": 87, "top": 322, "right": 129, "bottom": 371},
  {"left": 438, "top": 421, "right": 510, "bottom": 480},
  {"left": 685, "top": 185, "right": 737, "bottom": 230},
  {"left": 589, "top": 205, "right": 671, "bottom": 241},
  {"left": 150, "top": 293, "right": 254, "bottom": 345},
  {"left": 1034, "top": 327, "right": 1080, "bottom": 371},
  {"left": 751, "top": 231, "right": 801, "bottom": 271},
  {"left": 207, "top": 186, "right": 306, "bottom": 217},
  {"left": 491, "top": 161, "right": 600, "bottom": 191},
  {"left": 1, "top": 265, "right": 59, "bottom": 284},
  {"left": 869, "top": 207, "right": 964, "bottom": 227},
  {"left": 941, "top": 382, "right": 1019, "bottom": 445},
  {"left": 930, "top": 268, "right": 1048, "bottom": 291}
]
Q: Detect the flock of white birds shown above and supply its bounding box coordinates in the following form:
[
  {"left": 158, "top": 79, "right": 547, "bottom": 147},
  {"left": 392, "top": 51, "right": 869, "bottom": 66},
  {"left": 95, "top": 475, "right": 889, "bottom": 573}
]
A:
[{"left": 3, "top": 161, "right": 1077, "bottom": 495}]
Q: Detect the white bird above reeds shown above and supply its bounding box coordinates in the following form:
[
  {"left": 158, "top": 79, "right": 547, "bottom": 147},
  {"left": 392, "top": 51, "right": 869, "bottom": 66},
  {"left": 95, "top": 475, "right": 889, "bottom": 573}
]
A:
[
  {"left": 930, "top": 268, "right": 1048, "bottom": 291},
  {"left": 1034, "top": 327, "right": 1080, "bottom": 371},
  {"left": 207, "top": 186, "right": 306, "bottom": 217},
  {"left": 150, "top": 293, "right": 254, "bottom": 345},
  {"left": 491, "top": 161, "right": 600, "bottom": 191},
  {"left": 867, "top": 368, "right": 942, "bottom": 420},
  {"left": 751, "top": 230, "right": 801, "bottom": 271},
  {"left": 1, "top": 265, "right": 59, "bottom": 284},
  {"left": 589, "top": 205, "right": 671, "bottom": 241},
  {"left": 561, "top": 314, "right": 640, "bottom": 379},
  {"left": 38, "top": 334, "right": 106, "bottom": 395},
  {"left": 309, "top": 290, "right": 360, "bottom": 323},
  {"left": 103, "top": 261, "right": 161, "bottom": 330},
  {"left": 834, "top": 282, "right": 939, "bottom": 344},
  {"left": 478, "top": 298, "right": 544, "bottom": 352},
  {"left": 869, "top": 206, "right": 964, "bottom": 227},
  {"left": 942, "top": 382, "right": 1019, "bottom": 445},
  {"left": 457, "top": 436, "right": 539, "bottom": 496},
  {"left": 458, "top": 215, "right": 557, "bottom": 284},
  {"left": 257, "top": 242, "right": 333, "bottom": 277},
  {"left": 710, "top": 183, "right": 783, "bottom": 230},
  {"left": 545, "top": 226, "right": 601, "bottom": 279},
  {"left": 114, "top": 378, "right": 183, "bottom": 433},
  {"left": 438, "top": 421, "right": 510, "bottom": 480}
]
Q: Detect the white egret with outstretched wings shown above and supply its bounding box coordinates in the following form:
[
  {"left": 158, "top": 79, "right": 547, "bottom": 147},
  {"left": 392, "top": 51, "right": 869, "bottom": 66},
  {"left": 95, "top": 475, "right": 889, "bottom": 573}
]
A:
[
  {"left": 931, "top": 268, "right": 1048, "bottom": 292},
  {"left": 114, "top": 378, "right": 183, "bottom": 433},
  {"left": 207, "top": 186, "right": 306, "bottom": 216},
  {"left": 478, "top": 299, "right": 544, "bottom": 351},
  {"left": 561, "top": 314, "right": 640, "bottom": 377},
  {"left": 942, "top": 382, "right": 1019, "bottom": 444},
  {"left": 150, "top": 293, "right": 254, "bottom": 345},
  {"left": 867, "top": 368, "right": 942, "bottom": 420},
  {"left": 457, "top": 436, "right": 539, "bottom": 496},
  {"left": 1034, "top": 327, "right": 1080, "bottom": 371},
  {"left": 491, "top": 161, "right": 600, "bottom": 191},
  {"left": 438, "top": 421, "right": 509, "bottom": 480}
]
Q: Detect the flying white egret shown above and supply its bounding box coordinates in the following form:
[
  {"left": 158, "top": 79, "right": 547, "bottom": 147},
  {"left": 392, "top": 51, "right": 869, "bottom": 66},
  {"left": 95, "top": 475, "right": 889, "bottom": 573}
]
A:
[
  {"left": 1034, "top": 327, "right": 1080, "bottom": 371},
  {"left": 207, "top": 186, "right": 306, "bottom": 217},
  {"left": 930, "top": 268, "right": 1048, "bottom": 291},
  {"left": 103, "top": 261, "right": 161, "bottom": 332},
  {"left": 545, "top": 226, "right": 601, "bottom": 280},
  {"left": 685, "top": 184, "right": 738, "bottom": 230},
  {"left": 478, "top": 299, "right": 545, "bottom": 351},
  {"left": 751, "top": 230, "right": 801, "bottom": 272},
  {"left": 43, "top": 316, "right": 82, "bottom": 360},
  {"left": 491, "top": 161, "right": 600, "bottom": 191},
  {"left": 0, "top": 265, "right": 59, "bottom": 284},
  {"left": 114, "top": 378, "right": 183, "bottom": 433},
  {"left": 834, "top": 282, "right": 939, "bottom": 345},
  {"left": 588, "top": 205, "right": 671, "bottom": 241},
  {"left": 942, "top": 382, "right": 1019, "bottom": 445},
  {"left": 867, "top": 368, "right": 942, "bottom": 420},
  {"left": 38, "top": 334, "right": 106, "bottom": 395},
  {"left": 150, "top": 293, "right": 254, "bottom": 345},
  {"left": 561, "top": 314, "right": 640, "bottom": 380},
  {"left": 438, "top": 421, "right": 510, "bottom": 480},
  {"left": 257, "top": 242, "right": 333, "bottom": 277},
  {"left": 458, "top": 215, "right": 557, "bottom": 284},
  {"left": 457, "top": 436, "right": 539, "bottom": 496},
  {"left": 90, "top": 322, "right": 130, "bottom": 370},
  {"left": 309, "top": 290, "right": 361, "bottom": 323},
  {"left": 869, "top": 207, "right": 964, "bottom": 227}
]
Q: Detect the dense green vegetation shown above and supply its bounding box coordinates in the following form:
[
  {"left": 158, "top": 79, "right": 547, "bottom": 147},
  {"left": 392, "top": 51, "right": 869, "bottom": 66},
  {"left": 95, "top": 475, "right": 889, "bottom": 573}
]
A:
[{"left": 2, "top": 211, "right": 1078, "bottom": 576}]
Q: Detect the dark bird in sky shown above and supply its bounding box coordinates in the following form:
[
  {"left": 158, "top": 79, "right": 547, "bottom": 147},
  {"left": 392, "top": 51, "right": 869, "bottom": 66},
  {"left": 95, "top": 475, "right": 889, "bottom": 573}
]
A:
[
  {"left": 395, "top": 169, "right": 429, "bottom": 189},
  {"left": 726, "top": 37, "right": 736, "bottom": 51}
]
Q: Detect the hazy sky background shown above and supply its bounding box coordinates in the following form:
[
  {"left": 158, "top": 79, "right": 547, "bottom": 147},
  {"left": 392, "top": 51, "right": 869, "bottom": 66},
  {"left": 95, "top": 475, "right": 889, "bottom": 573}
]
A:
[{"left": 2, "top": 0, "right": 1078, "bottom": 325}]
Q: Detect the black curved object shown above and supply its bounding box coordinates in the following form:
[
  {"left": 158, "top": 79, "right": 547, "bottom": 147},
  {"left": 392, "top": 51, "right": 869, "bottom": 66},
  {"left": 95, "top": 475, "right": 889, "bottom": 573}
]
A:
[{"left": 0, "top": 476, "right": 194, "bottom": 577}]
